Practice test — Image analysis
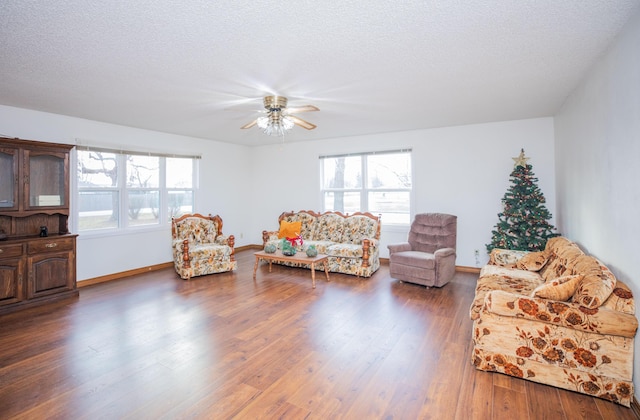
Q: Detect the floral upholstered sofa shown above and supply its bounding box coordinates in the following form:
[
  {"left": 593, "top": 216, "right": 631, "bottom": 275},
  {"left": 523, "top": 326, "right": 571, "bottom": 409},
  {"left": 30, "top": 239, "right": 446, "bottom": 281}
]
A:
[
  {"left": 262, "top": 210, "right": 381, "bottom": 277},
  {"left": 171, "top": 213, "right": 237, "bottom": 280},
  {"left": 470, "top": 236, "right": 637, "bottom": 406}
]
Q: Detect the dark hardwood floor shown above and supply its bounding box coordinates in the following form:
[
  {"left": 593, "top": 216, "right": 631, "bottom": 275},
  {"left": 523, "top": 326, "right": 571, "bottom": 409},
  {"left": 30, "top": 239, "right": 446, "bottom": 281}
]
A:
[{"left": 0, "top": 250, "right": 637, "bottom": 419}]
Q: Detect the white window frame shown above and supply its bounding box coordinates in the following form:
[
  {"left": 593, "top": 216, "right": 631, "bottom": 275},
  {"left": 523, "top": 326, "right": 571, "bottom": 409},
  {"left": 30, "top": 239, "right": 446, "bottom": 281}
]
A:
[
  {"left": 319, "top": 149, "right": 412, "bottom": 226},
  {"left": 72, "top": 146, "right": 199, "bottom": 236}
]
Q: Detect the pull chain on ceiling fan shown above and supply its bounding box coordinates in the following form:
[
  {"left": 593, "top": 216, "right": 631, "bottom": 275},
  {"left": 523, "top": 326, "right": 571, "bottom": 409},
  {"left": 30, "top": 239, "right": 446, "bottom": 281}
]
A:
[{"left": 241, "top": 96, "right": 319, "bottom": 136}]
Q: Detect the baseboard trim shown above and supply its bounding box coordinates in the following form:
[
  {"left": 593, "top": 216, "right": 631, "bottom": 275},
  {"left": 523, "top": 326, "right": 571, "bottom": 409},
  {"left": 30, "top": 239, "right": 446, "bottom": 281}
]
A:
[
  {"left": 77, "top": 247, "right": 481, "bottom": 287},
  {"left": 78, "top": 262, "right": 174, "bottom": 287},
  {"left": 236, "top": 244, "right": 262, "bottom": 252},
  {"left": 78, "top": 246, "right": 261, "bottom": 287},
  {"left": 456, "top": 266, "right": 481, "bottom": 274}
]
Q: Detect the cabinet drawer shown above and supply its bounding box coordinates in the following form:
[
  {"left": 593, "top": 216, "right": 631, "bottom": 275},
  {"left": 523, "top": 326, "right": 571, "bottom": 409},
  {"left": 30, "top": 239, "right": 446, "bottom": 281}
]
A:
[
  {"left": 28, "top": 238, "right": 74, "bottom": 254},
  {"left": 0, "top": 243, "right": 24, "bottom": 259}
]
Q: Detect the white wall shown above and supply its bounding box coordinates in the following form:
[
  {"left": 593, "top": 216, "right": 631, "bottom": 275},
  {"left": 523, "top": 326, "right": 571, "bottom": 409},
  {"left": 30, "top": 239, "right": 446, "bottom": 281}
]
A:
[
  {"left": 0, "top": 107, "right": 556, "bottom": 276},
  {"left": 248, "top": 117, "right": 556, "bottom": 267},
  {"left": 0, "top": 105, "right": 251, "bottom": 281},
  {"left": 555, "top": 8, "right": 640, "bottom": 398}
]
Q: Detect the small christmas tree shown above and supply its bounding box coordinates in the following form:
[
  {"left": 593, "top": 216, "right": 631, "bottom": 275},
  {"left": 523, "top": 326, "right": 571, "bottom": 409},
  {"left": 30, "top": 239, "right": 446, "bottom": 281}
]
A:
[{"left": 486, "top": 149, "right": 559, "bottom": 253}]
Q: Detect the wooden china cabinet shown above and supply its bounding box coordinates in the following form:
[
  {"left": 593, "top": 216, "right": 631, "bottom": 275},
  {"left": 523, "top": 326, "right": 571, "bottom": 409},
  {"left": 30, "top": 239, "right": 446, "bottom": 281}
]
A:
[{"left": 0, "top": 137, "right": 78, "bottom": 315}]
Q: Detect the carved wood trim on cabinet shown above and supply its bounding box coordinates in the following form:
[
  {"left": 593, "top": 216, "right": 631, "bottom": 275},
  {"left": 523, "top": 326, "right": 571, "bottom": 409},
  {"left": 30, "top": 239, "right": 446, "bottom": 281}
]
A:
[{"left": 0, "top": 137, "right": 78, "bottom": 315}]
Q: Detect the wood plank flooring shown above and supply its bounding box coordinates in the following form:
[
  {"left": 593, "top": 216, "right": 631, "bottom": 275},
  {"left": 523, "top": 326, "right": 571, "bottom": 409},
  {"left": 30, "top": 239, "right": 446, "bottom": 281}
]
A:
[{"left": 0, "top": 249, "right": 637, "bottom": 419}]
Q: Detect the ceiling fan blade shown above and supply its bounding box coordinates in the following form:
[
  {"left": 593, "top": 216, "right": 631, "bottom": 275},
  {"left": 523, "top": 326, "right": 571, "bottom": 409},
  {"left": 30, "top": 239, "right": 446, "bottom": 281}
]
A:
[
  {"left": 288, "top": 115, "right": 317, "bottom": 130},
  {"left": 225, "top": 107, "right": 267, "bottom": 113},
  {"left": 286, "top": 105, "right": 319, "bottom": 114},
  {"left": 240, "top": 119, "right": 258, "bottom": 129}
]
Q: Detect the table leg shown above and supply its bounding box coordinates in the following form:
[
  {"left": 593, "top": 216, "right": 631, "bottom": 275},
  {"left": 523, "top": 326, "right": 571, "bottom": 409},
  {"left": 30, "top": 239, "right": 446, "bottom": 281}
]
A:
[
  {"left": 253, "top": 256, "right": 259, "bottom": 280},
  {"left": 311, "top": 262, "right": 316, "bottom": 289},
  {"left": 324, "top": 261, "right": 330, "bottom": 282}
]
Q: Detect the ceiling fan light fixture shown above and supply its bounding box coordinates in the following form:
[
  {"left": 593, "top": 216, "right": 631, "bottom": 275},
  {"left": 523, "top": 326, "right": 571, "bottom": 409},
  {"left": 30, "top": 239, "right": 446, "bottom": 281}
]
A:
[
  {"left": 241, "top": 95, "right": 318, "bottom": 136},
  {"left": 256, "top": 113, "right": 294, "bottom": 137},
  {"left": 282, "top": 115, "right": 294, "bottom": 130}
]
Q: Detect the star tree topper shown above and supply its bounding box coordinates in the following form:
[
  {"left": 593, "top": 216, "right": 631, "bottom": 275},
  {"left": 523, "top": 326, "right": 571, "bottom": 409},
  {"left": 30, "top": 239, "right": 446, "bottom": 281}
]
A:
[{"left": 512, "top": 148, "right": 530, "bottom": 168}]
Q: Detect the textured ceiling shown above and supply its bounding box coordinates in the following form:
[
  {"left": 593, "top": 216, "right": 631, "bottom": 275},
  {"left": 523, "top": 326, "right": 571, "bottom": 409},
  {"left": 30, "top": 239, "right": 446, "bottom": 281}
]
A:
[{"left": 0, "top": 1, "right": 638, "bottom": 146}]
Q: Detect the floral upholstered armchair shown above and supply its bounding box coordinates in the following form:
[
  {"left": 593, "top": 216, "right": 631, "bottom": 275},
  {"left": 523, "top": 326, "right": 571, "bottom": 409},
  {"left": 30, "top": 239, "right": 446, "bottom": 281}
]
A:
[{"left": 171, "top": 213, "right": 237, "bottom": 280}]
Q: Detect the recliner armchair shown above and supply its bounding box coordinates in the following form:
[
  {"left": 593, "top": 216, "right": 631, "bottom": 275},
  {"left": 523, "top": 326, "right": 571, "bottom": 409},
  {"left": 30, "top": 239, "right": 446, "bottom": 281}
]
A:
[{"left": 387, "top": 213, "right": 457, "bottom": 287}]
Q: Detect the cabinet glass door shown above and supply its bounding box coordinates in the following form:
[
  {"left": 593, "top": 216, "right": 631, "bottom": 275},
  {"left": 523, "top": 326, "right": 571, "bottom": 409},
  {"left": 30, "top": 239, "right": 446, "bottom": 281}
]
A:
[
  {"left": 26, "top": 151, "right": 67, "bottom": 209},
  {"left": 0, "top": 148, "right": 18, "bottom": 210}
]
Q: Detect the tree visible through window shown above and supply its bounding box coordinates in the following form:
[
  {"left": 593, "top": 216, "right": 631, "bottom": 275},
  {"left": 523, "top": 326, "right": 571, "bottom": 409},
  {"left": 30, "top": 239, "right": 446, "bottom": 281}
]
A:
[
  {"left": 320, "top": 150, "right": 412, "bottom": 224},
  {"left": 76, "top": 149, "right": 197, "bottom": 232}
]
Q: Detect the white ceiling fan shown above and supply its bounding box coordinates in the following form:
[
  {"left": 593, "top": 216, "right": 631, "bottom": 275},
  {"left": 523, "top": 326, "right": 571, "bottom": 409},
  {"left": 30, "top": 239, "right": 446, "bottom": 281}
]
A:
[{"left": 241, "top": 95, "right": 319, "bottom": 136}]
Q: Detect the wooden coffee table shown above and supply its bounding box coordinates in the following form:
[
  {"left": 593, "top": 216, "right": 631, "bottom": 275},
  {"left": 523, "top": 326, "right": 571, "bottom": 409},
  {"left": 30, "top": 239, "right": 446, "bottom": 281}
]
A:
[{"left": 253, "top": 250, "right": 330, "bottom": 289}]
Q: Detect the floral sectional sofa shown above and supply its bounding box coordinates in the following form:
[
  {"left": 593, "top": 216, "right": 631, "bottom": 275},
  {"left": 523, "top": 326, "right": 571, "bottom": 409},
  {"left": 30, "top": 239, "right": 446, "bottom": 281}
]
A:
[
  {"left": 262, "top": 210, "right": 381, "bottom": 277},
  {"left": 470, "top": 236, "right": 637, "bottom": 406}
]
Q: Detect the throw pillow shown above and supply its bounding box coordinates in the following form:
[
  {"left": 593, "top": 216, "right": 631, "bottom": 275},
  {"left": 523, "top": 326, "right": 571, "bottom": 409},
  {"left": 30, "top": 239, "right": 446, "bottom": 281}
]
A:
[
  {"left": 278, "top": 220, "right": 302, "bottom": 239},
  {"left": 571, "top": 258, "right": 617, "bottom": 308},
  {"left": 531, "top": 274, "right": 583, "bottom": 301},
  {"left": 488, "top": 249, "right": 529, "bottom": 267},
  {"left": 516, "top": 251, "right": 549, "bottom": 271}
]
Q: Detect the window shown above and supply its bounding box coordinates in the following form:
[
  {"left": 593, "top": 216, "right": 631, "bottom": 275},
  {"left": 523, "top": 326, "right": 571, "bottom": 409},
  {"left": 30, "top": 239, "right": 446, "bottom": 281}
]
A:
[
  {"left": 320, "top": 149, "right": 412, "bottom": 225},
  {"left": 166, "top": 157, "right": 195, "bottom": 221},
  {"left": 126, "top": 155, "right": 160, "bottom": 226},
  {"left": 76, "top": 148, "right": 198, "bottom": 232}
]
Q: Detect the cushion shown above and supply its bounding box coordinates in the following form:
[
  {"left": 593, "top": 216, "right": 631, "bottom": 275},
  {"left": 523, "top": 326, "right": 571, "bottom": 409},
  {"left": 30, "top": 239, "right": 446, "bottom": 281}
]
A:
[
  {"left": 488, "top": 249, "right": 530, "bottom": 267},
  {"left": 516, "top": 251, "right": 549, "bottom": 271},
  {"left": 281, "top": 212, "right": 317, "bottom": 240},
  {"left": 407, "top": 214, "right": 456, "bottom": 254},
  {"left": 540, "top": 245, "right": 585, "bottom": 281},
  {"left": 479, "top": 265, "right": 544, "bottom": 283},
  {"left": 341, "top": 216, "right": 378, "bottom": 245},
  {"left": 389, "top": 250, "right": 436, "bottom": 269},
  {"left": 312, "top": 213, "right": 345, "bottom": 242},
  {"left": 571, "top": 254, "right": 604, "bottom": 277},
  {"left": 531, "top": 274, "right": 583, "bottom": 301},
  {"left": 572, "top": 258, "right": 617, "bottom": 308},
  {"left": 544, "top": 236, "right": 575, "bottom": 254},
  {"left": 470, "top": 273, "right": 544, "bottom": 320},
  {"left": 278, "top": 220, "right": 302, "bottom": 239},
  {"left": 175, "top": 218, "right": 216, "bottom": 246},
  {"left": 602, "top": 279, "right": 635, "bottom": 315}
]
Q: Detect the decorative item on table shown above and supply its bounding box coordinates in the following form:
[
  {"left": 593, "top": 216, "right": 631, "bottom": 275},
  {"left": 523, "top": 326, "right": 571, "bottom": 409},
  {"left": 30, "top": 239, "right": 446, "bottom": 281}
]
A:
[
  {"left": 305, "top": 244, "right": 318, "bottom": 257},
  {"left": 281, "top": 240, "right": 296, "bottom": 256},
  {"left": 286, "top": 234, "right": 303, "bottom": 248},
  {"left": 281, "top": 233, "right": 302, "bottom": 256},
  {"left": 264, "top": 243, "right": 277, "bottom": 254},
  {"left": 0, "top": 230, "right": 6, "bottom": 241},
  {"left": 39, "top": 226, "right": 48, "bottom": 237}
]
